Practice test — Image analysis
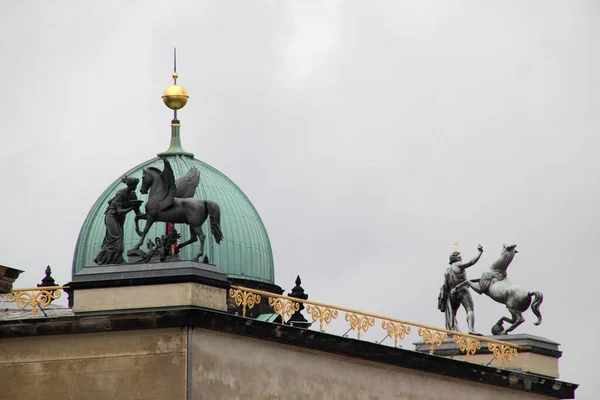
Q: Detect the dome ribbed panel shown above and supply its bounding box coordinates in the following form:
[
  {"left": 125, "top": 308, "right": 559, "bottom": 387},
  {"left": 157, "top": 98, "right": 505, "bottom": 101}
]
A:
[{"left": 72, "top": 156, "right": 274, "bottom": 283}]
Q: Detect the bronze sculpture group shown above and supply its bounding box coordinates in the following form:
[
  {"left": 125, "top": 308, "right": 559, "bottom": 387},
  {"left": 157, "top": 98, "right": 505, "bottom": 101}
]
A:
[
  {"left": 94, "top": 159, "right": 542, "bottom": 336},
  {"left": 95, "top": 158, "right": 223, "bottom": 265},
  {"left": 439, "top": 244, "right": 543, "bottom": 335}
]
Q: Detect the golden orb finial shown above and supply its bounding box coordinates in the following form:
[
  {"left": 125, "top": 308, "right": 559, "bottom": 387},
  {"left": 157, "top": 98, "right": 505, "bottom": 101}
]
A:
[
  {"left": 162, "top": 84, "right": 189, "bottom": 110},
  {"left": 162, "top": 47, "right": 189, "bottom": 110}
]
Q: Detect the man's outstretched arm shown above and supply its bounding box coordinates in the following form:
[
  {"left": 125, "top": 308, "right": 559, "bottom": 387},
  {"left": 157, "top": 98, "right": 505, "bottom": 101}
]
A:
[{"left": 458, "top": 245, "right": 483, "bottom": 269}]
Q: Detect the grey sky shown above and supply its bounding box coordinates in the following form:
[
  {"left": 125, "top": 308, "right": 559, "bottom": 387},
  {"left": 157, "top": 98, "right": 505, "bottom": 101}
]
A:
[{"left": 1, "top": 1, "right": 598, "bottom": 397}]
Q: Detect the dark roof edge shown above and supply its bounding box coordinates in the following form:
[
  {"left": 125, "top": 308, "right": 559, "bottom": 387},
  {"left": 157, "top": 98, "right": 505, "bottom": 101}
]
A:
[{"left": 0, "top": 307, "right": 578, "bottom": 399}]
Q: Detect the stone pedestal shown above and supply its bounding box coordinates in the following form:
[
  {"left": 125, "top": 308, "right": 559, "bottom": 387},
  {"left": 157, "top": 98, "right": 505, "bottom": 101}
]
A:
[
  {"left": 0, "top": 265, "right": 24, "bottom": 294},
  {"left": 70, "top": 261, "right": 230, "bottom": 313},
  {"left": 414, "top": 334, "right": 562, "bottom": 378}
]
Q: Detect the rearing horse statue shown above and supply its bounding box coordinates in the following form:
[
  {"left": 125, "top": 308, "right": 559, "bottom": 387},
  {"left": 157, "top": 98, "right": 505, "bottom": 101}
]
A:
[
  {"left": 452, "top": 244, "right": 543, "bottom": 335},
  {"left": 133, "top": 158, "right": 223, "bottom": 262}
]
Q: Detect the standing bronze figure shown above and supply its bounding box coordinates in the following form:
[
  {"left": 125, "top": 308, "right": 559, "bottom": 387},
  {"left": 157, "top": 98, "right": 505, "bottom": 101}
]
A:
[
  {"left": 438, "top": 245, "right": 483, "bottom": 334},
  {"left": 452, "top": 244, "right": 543, "bottom": 335},
  {"left": 94, "top": 177, "right": 142, "bottom": 265},
  {"left": 133, "top": 158, "right": 223, "bottom": 262}
]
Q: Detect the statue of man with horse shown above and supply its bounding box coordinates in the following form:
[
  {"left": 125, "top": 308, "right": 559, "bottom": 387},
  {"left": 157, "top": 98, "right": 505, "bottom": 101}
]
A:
[
  {"left": 131, "top": 158, "right": 223, "bottom": 262},
  {"left": 451, "top": 244, "right": 543, "bottom": 335},
  {"left": 438, "top": 245, "right": 484, "bottom": 334}
]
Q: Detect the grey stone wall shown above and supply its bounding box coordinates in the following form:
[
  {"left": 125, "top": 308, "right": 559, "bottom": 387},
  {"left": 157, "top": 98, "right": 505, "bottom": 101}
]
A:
[
  {"left": 0, "top": 328, "right": 186, "bottom": 400},
  {"left": 190, "top": 328, "right": 554, "bottom": 400}
]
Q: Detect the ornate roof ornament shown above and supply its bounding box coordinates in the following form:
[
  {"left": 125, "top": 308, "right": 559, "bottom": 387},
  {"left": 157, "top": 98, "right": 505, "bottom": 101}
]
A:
[
  {"left": 159, "top": 48, "right": 194, "bottom": 158},
  {"left": 162, "top": 48, "right": 189, "bottom": 112}
]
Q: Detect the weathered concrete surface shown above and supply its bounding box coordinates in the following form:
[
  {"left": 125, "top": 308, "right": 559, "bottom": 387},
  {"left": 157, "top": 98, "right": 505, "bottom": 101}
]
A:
[
  {"left": 0, "top": 307, "right": 574, "bottom": 399},
  {"left": 191, "top": 328, "right": 556, "bottom": 400},
  {"left": 415, "top": 334, "right": 561, "bottom": 378},
  {"left": 452, "top": 351, "right": 558, "bottom": 378},
  {"left": 73, "top": 282, "right": 227, "bottom": 312},
  {"left": 0, "top": 327, "right": 186, "bottom": 400}
]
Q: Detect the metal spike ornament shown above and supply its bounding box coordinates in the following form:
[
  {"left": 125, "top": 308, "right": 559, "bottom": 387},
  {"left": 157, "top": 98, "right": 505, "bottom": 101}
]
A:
[
  {"left": 157, "top": 48, "right": 194, "bottom": 158},
  {"left": 162, "top": 48, "right": 189, "bottom": 119}
]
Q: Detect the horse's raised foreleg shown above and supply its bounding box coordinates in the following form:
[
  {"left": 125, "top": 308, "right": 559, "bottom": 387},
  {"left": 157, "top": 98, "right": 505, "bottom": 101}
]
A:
[
  {"left": 453, "top": 279, "right": 484, "bottom": 295},
  {"left": 134, "top": 216, "right": 154, "bottom": 249},
  {"left": 135, "top": 214, "right": 148, "bottom": 237}
]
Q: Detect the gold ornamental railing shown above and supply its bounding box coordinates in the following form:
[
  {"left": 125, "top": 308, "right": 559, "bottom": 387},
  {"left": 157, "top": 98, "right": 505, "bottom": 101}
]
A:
[
  {"left": 229, "top": 285, "right": 519, "bottom": 367},
  {"left": 5, "top": 286, "right": 69, "bottom": 317}
]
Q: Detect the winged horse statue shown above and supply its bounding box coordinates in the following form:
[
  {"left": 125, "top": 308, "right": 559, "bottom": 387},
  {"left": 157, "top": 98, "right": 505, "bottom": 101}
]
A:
[
  {"left": 452, "top": 244, "right": 543, "bottom": 335},
  {"left": 133, "top": 158, "right": 223, "bottom": 262}
]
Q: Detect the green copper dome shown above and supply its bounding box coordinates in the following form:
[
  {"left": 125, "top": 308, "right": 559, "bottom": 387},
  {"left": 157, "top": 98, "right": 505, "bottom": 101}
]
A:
[{"left": 72, "top": 151, "right": 275, "bottom": 284}]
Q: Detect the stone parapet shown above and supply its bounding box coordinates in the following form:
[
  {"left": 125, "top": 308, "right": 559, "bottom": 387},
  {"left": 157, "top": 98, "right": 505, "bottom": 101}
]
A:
[
  {"left": 70, "top": 261, "right": 230, "bottom": 313},
  {"left": 414, "top": 334, "right": 561, "bottom": 378}
]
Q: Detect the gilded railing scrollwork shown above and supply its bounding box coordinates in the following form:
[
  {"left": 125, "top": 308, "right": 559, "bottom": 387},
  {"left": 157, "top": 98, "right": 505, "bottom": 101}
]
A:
[
  {"left": 382, "top": 320, "right": 411, "bottom": 347},
  {"left": 229, "top": 288, "right": 261, "bottom": 317},
  {"left": 268, "top": 297, "right": 300, "bottom": 323},
  {"left": 306, "top": 304, "right": 339, "bottom": 332},
  {"left": 418, "top": 327, "right": 448, "bottom": 354},
  {"left": 227, "top": 285, "right": 519, "bottom": 366},
  {"left": 453, "top": 335, "right": 482, "bottom": 359},
  {"left": 488, "top": 343, "right": 518, "bottom": 368},
  {"left": 6, "top": 286, "right": 67, "bottom": 317},
  {"left": 345, "top": 312, "right": 375, "bottom": 339}
]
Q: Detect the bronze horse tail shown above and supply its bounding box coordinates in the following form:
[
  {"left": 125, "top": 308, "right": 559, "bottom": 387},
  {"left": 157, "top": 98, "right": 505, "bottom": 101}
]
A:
[
  {"left": 207, "top": 200, "right": 223, "bottom": 243},
  {"left": 529, "top": 291, "right": 543, "bottom": 326}
]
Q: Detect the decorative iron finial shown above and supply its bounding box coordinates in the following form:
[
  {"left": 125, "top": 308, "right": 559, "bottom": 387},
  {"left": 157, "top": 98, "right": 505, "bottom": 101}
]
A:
[
  {"left": 287, "top": 275, "right": 310, "bottom": 328},
  {"left": 162, "top": 47, "right": 189, "bottom": 113},
  {"left": 158, "top": 49, "right": 194, "bottom": 158},
  {"left": 38, "top": 266, "right": 57, "bottom": 288}
]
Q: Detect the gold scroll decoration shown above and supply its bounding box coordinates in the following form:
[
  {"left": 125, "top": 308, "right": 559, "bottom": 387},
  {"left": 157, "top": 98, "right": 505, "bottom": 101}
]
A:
[
  {"left": 229, "top": 288, "right": 261, "bottom": 318},
  {"left": 6, "top": 289, "right": 62, "bottom": 317},
  {"left": 306, "top": 304, "right": 339, "bottom": 332},
  {"left": 268, "top": 297, "right": 300, "bottom": 323},
  {"left": 453, "top": 335, "right": 482, "bottom": 359},
  {"left": 345, "top": 312, "right": 375, "bottom": 340},
  {"left": 488, "top": 343, "right": 518, "bottom": 368},
  {"left": 381, "top": 320, "right": 412, "bottom": 348},
  {"left": 418, "top": 327, "right": 448, "bottom": 354}
]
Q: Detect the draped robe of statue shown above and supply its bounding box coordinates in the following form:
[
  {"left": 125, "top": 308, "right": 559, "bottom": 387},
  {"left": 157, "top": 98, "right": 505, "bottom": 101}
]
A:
[
  {"left": 439, "top": 267, "right": 463, "bottom": 331},
  {"left": 94, "top": 188, "right": 139, "bottom": 265}
]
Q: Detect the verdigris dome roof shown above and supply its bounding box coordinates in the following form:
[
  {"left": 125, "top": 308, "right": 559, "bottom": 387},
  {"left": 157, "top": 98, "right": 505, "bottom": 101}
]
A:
[{"left": 72, "top": 152, "right": 275, "bottom": 284}]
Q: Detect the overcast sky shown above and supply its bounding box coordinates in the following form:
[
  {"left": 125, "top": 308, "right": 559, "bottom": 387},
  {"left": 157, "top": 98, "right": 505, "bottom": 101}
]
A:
[{"left": 1, "top": 1, "right": 598, "bottom": 398}]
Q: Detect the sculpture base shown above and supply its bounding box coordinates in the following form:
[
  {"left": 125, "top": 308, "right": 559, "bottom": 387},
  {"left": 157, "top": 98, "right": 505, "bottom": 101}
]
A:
[
  {"left": 414, "top": 333, "right": 562, "bottom": 378},
  {"left": 126, "top": 248, "right": 181, "bottom": 264},
  {"left": 70, "top": 260, "right": 230, "bottom": 313}
]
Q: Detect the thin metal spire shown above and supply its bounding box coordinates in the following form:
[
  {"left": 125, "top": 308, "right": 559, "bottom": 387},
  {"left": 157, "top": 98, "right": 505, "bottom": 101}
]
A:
[
  {"left": 159, "top": 48, "right": 193, "bottom": 158},
  {"left": 173, "top": 47, "right": 177, "bottom": 84},
  {"left": 173, "top": 47, "right": 178, "bottom": 120}
]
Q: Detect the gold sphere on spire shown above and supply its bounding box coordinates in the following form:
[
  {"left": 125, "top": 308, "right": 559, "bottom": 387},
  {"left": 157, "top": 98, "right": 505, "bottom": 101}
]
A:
[{"left": 162, "top": 84, "right": 189, "bottom": 110}]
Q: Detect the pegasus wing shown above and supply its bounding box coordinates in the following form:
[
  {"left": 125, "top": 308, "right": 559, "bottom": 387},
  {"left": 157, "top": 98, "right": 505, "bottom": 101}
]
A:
[
  {"left": 175, "top": 168, "right": 200, "bottom": 198},
  {"left": 159, "top": 158, "right": 177, "bottom": 210}
]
